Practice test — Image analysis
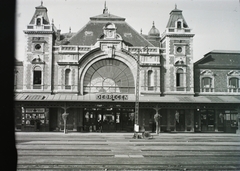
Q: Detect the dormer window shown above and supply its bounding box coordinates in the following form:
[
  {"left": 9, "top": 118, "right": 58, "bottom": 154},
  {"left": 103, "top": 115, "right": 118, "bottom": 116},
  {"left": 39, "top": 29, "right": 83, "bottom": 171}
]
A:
[
  {"left": 36, "top": 18, "right": 41, "bottom": 26},
  {"left": 177, "top": 21, "right": 181, "bottom": 29}
]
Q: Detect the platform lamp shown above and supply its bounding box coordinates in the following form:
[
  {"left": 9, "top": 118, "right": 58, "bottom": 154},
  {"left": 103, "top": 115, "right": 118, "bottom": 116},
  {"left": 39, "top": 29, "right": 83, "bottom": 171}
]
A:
[{"left": 133, "top": 46, "right": 148, "bottom": 138}]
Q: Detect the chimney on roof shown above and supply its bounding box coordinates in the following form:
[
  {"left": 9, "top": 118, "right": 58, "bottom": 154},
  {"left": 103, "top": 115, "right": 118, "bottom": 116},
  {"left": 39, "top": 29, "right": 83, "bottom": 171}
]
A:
[{"left": 57, "top": 29, "right": 61, "bottom": 41}]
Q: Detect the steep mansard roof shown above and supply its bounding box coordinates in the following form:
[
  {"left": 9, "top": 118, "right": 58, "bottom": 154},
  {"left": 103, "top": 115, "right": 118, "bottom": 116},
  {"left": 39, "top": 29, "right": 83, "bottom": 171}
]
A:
[
  {"left": 64, "top": 13, "right": 154, "bottom": 47},
  {"left": 166, "top": 7, "right": 189, "bottom": 28},
  {"left": 66, "top": 20, "right": 154, "bottom": 47},
  {"left": 29, "top": 4, "right": 50, "bottom": 25}
]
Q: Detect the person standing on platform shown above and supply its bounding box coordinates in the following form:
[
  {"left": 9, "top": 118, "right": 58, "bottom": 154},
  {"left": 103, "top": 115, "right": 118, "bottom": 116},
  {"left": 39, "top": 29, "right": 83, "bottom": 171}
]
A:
[{"left": 154, "top": 112, "right": 161, "bottom": 134}]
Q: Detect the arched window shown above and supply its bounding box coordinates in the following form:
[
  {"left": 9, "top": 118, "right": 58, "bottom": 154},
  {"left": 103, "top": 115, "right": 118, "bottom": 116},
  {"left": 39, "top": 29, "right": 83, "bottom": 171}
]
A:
[
  {"left": 14, "top": 70, "right": 18, "bottom": 89},
  {"left": 36, "top": 18, "right": 41, "bottom": 26},
  {"left": 176, "top": 69, "right": 184, "bottom": 91},
  {"left": 33, "top": 66, "right": 42, "bottom": 89},
  {"left": 177, "top": 21, "right": 181, "bottom": 29},
  {"left": 229, "top": 77, "right": 239, "bottom": 92},
  {"left": 202, "top": 77, "right": 212, "bottom": 92},
  {"left": 65, "top": 69, "right": 71, "bottom": 89},
  {"left": 148, "top": 70, "right": 154, "bottom": 90}
]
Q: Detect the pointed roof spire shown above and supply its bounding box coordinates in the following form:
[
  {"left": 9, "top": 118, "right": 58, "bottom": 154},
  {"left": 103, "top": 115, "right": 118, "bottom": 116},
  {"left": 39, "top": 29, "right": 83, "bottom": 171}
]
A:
[
  {"left": 140, "top": 28, "right": 142, "bottom": 34},
  {"left": 69, "top": 27, "right": 71, "bottom": 33},
  {"left": 103, "top": 1, "right": 108, "bottom": 14},
  {"left": 175, "top": 4, "right": 177, "bottom": 9},
  {"left": 153, "top": 21, "right": 155, "bottom": 27}
]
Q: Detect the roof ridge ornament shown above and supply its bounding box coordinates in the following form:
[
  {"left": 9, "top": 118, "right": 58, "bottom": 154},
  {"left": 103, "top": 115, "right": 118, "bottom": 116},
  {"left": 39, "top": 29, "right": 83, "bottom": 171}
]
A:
[
  {"left": 175, "top": 4, "right": 177, "bottom": 9},
  {"left": 41, "top": 0, "right": 43, "bottom": 6}
]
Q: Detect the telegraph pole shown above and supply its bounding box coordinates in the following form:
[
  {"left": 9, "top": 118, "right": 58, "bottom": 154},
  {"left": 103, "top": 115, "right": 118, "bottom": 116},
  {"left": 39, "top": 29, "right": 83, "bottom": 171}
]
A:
[
  {"left": 134, "top": 48, "right": 141, "bottom": 132},
  {"left": 133, "top": 46, "right": 148, "bottom": 138}
]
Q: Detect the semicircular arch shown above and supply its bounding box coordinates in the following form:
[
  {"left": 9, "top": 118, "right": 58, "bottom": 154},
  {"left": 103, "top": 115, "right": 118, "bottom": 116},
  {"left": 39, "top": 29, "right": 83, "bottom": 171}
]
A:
[
  {"left": 83, "top": 58, "right": 135, "bottom": 94},
  {"left": 78, "top": 49, "right": 138, "bottom": 95}
]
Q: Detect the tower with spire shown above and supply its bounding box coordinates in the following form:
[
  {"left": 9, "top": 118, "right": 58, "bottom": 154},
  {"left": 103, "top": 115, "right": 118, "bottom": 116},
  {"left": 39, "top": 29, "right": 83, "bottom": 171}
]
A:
[
  {"left": 23, "top": 2, "right": 56, "bottom": 92},
  {"left": 160, "top": 5, "right": 195, "bottom": 95}
]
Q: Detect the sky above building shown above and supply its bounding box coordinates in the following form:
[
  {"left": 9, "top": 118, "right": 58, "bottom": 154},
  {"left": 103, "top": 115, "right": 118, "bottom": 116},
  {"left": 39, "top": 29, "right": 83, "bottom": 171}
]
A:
[{"left": 15, "top": 0, "right": 240, "bottom": 62}]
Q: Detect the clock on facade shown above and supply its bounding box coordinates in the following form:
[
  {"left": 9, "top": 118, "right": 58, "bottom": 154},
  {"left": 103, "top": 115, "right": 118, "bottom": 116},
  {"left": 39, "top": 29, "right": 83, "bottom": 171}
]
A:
[
  {"left": 177, "top": 47, "right": 182, "bottom": 53},
  {"left": 35, "top": 44, "right": 41, "bottom": 50}
]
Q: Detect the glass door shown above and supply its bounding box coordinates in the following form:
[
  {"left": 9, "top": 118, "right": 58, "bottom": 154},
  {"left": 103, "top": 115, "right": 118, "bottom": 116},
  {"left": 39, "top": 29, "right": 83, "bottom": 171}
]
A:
[
  {"left": 176, "top": 110, "right": 185, "bottom": 131},
  {"left": 121, "top": 108, "right": 134, "bottom": 132},
  {"left": 102, "top": 106, "right": 115, "bottom": 132},
  {"left": 200, "top": 109, "right": 215, "bottom": 131}
]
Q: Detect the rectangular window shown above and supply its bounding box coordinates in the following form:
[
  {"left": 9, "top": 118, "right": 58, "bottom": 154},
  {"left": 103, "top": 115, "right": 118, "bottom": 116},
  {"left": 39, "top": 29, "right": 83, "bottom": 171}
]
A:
[{"left": 65, "top": 69, "right": 71, "bottom": 89}]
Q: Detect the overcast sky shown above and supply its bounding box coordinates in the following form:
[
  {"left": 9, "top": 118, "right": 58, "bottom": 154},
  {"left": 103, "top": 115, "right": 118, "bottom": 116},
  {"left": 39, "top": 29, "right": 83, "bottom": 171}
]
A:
[{"left": 15, "top": 0, "right": 240, "bottom": 62}]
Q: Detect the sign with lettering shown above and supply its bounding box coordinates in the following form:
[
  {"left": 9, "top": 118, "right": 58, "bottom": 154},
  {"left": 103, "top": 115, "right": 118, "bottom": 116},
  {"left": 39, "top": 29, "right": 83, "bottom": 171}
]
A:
[{"left": 96, "top": 94, "right": 128, "bottom": 101}]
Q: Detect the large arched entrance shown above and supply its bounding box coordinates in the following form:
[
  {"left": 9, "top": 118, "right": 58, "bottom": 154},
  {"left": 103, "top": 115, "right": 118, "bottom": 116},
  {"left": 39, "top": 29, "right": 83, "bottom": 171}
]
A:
[
  {"left": 82, "top": 58, "right": 135, "bottom": 132},
  {"left": 83, "top": 59, "right": 135, "bottom": 94}
]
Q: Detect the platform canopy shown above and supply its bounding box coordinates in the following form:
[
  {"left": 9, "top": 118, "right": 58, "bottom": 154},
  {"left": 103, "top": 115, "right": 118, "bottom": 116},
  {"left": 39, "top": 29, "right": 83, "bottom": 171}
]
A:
[{"left": 14, "top": 93, "right": 240, "bottom": 104}]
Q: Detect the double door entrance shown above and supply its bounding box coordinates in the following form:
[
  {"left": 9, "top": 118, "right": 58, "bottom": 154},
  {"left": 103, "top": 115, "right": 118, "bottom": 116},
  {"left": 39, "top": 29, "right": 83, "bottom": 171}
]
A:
[
  {"left": 200, "top": 109, "right": 215, "bottom": 131},
  {"left": 83, "top": 106, "right": 134, "bottom": 132}
]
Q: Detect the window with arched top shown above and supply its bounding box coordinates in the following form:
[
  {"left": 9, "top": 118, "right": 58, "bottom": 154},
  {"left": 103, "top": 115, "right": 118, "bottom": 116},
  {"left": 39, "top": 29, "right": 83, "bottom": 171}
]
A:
[
  {"left": 177, "top": 21, "right": 181, "bottom": 29},
  {"left": 229, "top": 77, "right": 239, "bottom": 92},
  {"left": 148, "top": 70, "right": 154, "bottom": 91},
  {"left": 201, "top": 77, "right": 213, "bottom": 92},
  {"left": 176, "top": 69, "right": 184, "bottom": 91},
  {"left": 65, "top": 69, "right": 71, "bottom": 89},
  {"left": 33, "top": 66, "right": 42, "bottom": 89},
  {"left": 36, "top": 18, "right": 41, "bottom": 26}
]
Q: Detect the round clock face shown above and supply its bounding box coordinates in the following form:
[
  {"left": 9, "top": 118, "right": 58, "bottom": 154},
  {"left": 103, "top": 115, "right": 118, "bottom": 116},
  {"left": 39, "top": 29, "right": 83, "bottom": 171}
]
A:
[
  {"left": 177, "top": 47, "right": 182, "bottom": 53},
  {"left": 35, "top": 44, "right": 41, "bottom": 50}
]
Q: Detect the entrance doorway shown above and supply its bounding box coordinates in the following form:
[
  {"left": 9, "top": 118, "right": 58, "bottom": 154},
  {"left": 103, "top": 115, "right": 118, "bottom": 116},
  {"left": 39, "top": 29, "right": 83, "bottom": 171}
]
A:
[
  {"left": 175, "top": 110, "right": 185, "bottom": 131},
  {"left": 83, "top": 105, "right": 134, "bottom": 132},
  {"left": 200, "top": 109, "right": 215, "bottom": 131}
]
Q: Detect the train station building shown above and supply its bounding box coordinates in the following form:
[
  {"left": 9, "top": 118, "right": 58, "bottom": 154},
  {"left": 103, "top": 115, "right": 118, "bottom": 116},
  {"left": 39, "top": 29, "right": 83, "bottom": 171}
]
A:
[{"left": 14, "top": 3, "right": 240, "bottom": 133}]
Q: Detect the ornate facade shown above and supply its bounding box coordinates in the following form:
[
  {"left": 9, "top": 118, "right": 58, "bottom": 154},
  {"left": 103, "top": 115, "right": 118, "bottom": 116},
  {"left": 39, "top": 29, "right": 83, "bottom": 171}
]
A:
[{"left": 14, "top": 3, "right": 240, "bottom": 133}]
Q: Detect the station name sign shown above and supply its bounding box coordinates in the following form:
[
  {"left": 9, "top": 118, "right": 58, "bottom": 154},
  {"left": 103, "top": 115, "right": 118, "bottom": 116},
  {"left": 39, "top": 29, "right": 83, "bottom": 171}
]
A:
[{"left": 96, "top": 94, "right": 128, "bottom": 101}]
